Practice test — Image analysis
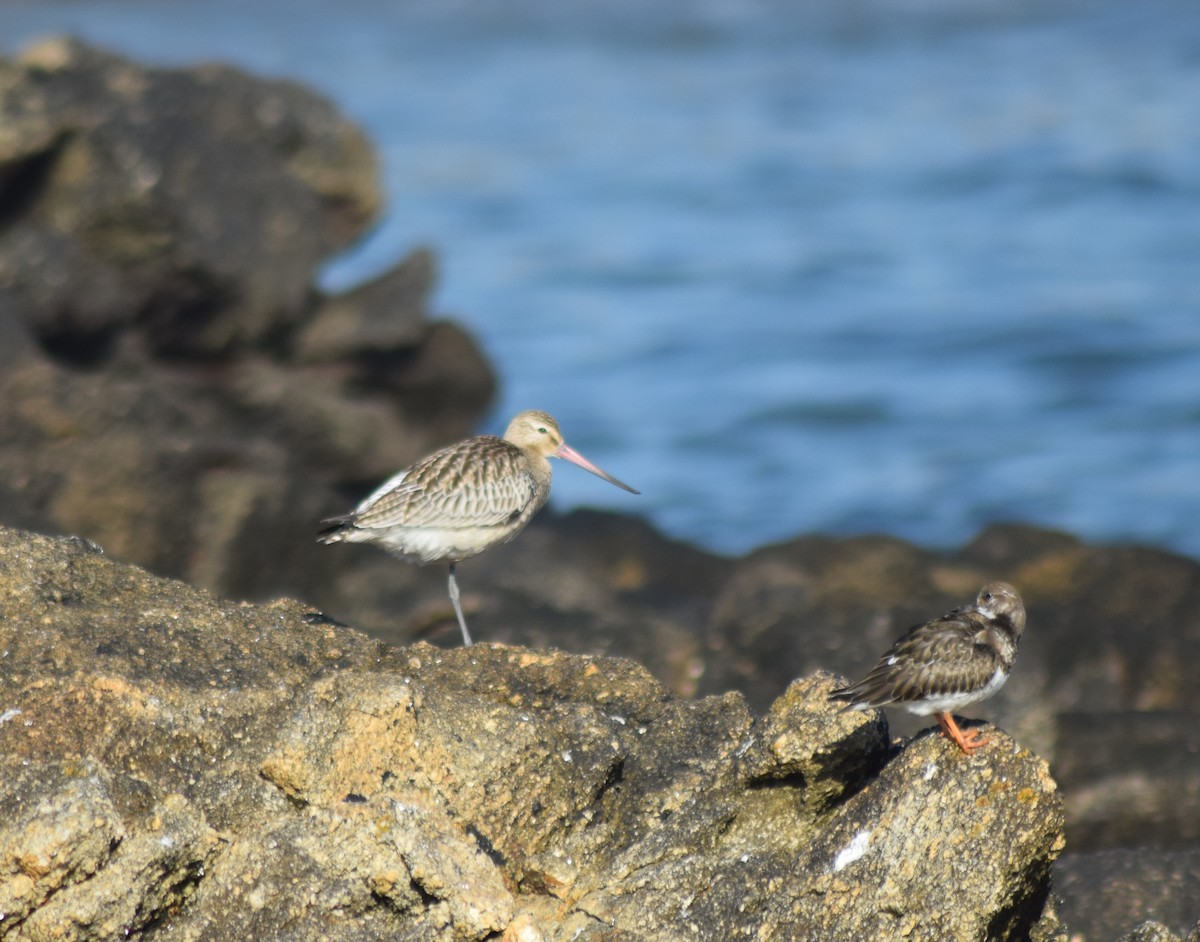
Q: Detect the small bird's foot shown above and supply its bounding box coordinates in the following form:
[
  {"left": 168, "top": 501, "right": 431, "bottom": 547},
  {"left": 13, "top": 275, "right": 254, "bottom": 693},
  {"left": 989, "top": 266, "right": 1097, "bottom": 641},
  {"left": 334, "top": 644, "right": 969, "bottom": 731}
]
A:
[{"left": 936, "top": 712, "right": 989, "bottom": 755}]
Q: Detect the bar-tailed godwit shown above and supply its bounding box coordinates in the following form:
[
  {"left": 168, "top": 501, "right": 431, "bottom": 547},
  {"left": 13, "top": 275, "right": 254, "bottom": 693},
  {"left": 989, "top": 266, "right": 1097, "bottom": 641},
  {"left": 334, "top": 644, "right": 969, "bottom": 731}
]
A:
[
  {"left": 318, "top": 410, "right": 638, "bottom": 646},
  {"left": 829, "top": 582, "right": 1025, "bottom": 754}
]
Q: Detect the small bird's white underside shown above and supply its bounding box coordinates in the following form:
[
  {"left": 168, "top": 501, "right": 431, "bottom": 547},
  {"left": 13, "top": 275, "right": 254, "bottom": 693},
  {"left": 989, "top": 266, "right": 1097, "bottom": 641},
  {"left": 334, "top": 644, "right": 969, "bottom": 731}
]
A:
[
  {"left": 902, "top": 665, "right": 1009, "bottom": 716},
  {"left": 839, "top": 665, "right": 1009, "bottom": 716},
  {"left": 330, "top": 524, "right": 506, "bottom": 564}
]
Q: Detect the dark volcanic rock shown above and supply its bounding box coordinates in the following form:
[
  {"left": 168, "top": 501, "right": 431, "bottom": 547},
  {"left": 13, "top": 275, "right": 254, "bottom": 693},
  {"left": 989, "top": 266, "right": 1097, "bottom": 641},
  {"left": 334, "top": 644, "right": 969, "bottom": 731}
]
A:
[
  {"left": 0, "top": 524, "right": 1066, "bottom": 941},
  {"left": 0, "top": 38, "right": 496, "bottom": 612},
  {"left": 1056, "top": 849, "right": 1200, "bottom": 942},
  {"left": 1053, "top": 711, "right": 1200, "bottom": 852},
  {"left": 702, "top": 532, "right": 944, "bottom": 713},
  {"left": 0, "top": 36, "right": 377, "bottom": 357},
  {"left": 294, "top": 247, "right": 436, "bottom": 361}
]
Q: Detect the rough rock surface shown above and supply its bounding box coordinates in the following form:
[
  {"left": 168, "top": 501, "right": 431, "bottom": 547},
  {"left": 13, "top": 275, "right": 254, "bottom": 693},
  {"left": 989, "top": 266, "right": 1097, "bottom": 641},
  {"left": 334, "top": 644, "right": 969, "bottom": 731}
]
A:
[{"left": 0, "top": 525, "right": 1065, "bottom": 941}]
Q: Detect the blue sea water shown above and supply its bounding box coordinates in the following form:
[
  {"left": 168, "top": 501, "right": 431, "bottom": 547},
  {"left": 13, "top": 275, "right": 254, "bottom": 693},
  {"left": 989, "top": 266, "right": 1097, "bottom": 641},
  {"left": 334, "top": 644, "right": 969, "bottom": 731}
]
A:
[{"left": 3, "top": 0, "right": 1199, "bottom": 558}]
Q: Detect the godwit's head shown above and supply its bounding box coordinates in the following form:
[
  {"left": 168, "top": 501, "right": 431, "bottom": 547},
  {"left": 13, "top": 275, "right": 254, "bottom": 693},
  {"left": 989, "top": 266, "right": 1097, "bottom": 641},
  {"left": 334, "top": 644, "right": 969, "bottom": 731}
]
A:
[{"left": 504, "top": 410, "right": 639, "bottom": 494}]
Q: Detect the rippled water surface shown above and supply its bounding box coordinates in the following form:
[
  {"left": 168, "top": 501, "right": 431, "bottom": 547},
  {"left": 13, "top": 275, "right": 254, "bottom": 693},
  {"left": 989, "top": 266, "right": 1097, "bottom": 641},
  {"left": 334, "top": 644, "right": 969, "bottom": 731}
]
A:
[{"left": 4, "top": 0, "right": 1199, "bottom": 556}]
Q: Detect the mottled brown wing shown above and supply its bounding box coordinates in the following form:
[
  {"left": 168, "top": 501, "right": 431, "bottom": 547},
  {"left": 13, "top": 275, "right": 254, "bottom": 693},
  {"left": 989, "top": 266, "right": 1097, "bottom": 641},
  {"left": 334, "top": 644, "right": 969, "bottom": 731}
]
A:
[
  {"left": 350, "top": 436, "right": 540, "bottom": 531},
  {"left": 834, "top": 609, "right": 1000, "bottom": 706}
]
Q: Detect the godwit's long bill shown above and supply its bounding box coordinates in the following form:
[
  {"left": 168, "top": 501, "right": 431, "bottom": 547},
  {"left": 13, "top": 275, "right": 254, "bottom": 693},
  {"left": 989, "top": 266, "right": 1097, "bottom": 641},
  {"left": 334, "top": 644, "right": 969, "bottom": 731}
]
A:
[{"left": 318, "top": 410, "right": 638, "bottom": 646}]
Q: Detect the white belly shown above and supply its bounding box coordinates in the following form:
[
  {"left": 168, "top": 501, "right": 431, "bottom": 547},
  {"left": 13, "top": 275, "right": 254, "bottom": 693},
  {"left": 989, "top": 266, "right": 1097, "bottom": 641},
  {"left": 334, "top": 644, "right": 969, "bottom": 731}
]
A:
[
  {"left": 904, "top": 667, "right": 1009, "bottom": 716},
  {"left": 338, "top": 524, "right": 515, "bottom": 565}
]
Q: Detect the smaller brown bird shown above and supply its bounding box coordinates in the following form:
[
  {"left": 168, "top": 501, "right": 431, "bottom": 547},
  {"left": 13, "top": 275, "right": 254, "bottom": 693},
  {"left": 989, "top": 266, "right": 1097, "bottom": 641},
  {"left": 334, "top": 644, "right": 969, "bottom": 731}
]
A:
[
  {"left": 318, "top": 410, "right": 638, "bottom": 647},
  {"left": 829, "top": 582, "right": 1026, "bottom": 755}
]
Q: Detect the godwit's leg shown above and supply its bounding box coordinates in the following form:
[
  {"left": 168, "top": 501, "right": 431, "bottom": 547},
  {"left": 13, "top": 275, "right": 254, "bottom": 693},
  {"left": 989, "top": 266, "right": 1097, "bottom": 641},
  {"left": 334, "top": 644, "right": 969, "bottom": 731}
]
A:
[{"left": 447, "top": 562, "right": 473, "bottom": 647}]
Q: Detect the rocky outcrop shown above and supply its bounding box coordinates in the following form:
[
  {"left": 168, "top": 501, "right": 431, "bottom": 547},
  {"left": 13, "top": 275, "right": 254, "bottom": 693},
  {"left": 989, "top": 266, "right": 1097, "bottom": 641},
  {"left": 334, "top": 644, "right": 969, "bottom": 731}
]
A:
[
  {"left": 0, "top": 38, "right": 375, "bottom": 358},
  {"left": 0, "top": 38, "right": 495, "bottom": 604},
  {"left": 0, "top": 524, "right": 1064, "bottom": 941}
]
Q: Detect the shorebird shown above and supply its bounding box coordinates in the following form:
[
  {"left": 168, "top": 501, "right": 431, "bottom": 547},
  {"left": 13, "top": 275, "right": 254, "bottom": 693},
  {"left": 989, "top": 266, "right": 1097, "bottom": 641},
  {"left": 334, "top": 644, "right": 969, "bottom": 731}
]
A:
[
  {"left": 829, "top": 582, "right": 1026, "bottom": 755},
  {"left": 318, "top": 410, "right": 639, "bottom": 646}
]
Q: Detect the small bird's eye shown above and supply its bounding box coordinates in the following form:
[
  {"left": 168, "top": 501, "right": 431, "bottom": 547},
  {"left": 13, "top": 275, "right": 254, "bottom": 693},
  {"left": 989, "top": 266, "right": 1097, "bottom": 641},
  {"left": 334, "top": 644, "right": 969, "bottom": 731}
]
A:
[
  {"left": 537, "top": 427, "right": 548, "bottom": 434},
  {"left": 982, "top": 592, "right": 993, "bottom": 601}
]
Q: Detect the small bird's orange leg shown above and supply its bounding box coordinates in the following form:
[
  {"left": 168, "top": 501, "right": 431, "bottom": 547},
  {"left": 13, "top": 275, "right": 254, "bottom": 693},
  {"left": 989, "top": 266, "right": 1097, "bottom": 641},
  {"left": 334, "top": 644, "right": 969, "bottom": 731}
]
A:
[{"left": 936, "top": 712, "right": 989, "bottom": 755}]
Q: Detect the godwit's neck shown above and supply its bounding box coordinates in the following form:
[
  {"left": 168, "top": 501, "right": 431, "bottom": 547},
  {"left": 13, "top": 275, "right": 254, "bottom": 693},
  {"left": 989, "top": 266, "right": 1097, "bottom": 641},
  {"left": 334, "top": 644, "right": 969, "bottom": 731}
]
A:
[{"left": 522, "top": 447, "right": 554, "bottom": 488}]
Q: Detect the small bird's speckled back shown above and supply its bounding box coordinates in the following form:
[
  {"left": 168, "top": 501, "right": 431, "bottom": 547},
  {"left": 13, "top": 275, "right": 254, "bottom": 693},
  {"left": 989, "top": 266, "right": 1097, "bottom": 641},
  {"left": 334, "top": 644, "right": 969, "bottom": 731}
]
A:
[{"left": 830, "top": 582, "right": 1025, "bottom": 753}]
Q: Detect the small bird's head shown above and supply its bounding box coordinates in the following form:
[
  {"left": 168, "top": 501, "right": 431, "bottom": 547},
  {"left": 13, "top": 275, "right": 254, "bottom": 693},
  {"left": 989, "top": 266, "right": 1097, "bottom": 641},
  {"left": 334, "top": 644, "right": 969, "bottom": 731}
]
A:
[{"left": 975, "top": 581, "right": 1025, "bottom": 635}]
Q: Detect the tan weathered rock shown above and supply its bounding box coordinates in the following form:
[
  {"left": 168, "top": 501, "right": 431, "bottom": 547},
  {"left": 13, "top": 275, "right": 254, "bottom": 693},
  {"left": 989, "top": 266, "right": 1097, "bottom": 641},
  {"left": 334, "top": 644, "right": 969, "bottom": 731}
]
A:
[
  {"left": 0, "top": 759, "right": 126, "bottom": 929},
  {"left": 740, "top": 670, "right": 891, "bottom": 811},
  {"left": 19, "top": 792, "right": 212, "bottom": 942},
  {"left": 757, "top": 731, "right": 1064, "bottom": 942},
  {"left": 0, "top": 525, "right": 1066, "bottom": 940}
]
